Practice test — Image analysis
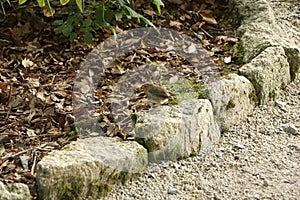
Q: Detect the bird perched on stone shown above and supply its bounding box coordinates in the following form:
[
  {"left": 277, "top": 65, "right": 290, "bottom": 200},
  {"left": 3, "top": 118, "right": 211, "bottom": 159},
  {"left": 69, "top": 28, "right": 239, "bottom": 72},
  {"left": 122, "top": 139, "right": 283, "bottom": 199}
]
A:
[{"left": 142, "top": 83, "right": 171, "bottom": 104}]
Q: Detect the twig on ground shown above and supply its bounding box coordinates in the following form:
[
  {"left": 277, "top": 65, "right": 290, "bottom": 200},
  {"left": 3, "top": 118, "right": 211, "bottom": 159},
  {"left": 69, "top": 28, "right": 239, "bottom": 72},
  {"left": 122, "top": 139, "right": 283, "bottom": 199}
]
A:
[{"left": 200, "top": 27, "right": 214, "bottom": 39}]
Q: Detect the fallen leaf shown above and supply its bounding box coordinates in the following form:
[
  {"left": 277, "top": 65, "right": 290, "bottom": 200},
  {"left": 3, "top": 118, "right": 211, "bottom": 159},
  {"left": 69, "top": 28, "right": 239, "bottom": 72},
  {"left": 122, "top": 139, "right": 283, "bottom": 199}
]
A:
[
  {"left": 200, "top": 13, "right": 217, "bottom": 24},
  {"left": 215, "top": 35, "right": 228, "bottom": 44},
  {"left": 0, "top": 82, "right": 9, "bottom": 90},
  {"left": 22, "top": 58, "right": 34, "bottom": 68},
  {"left": 169, "top": 20, "right": 183, "bottom": 29},
  {"left": 226, "top": 37, "right": 239, "bottom": 43},
  {"left": 42, "top": 7, "right": 55, "bottom": 17},
  {"left": 27, "top": 129, "right": 36, "bottom": 137},
  {"left": 202, "top": 39, "right": 210, "bottom": 48}
]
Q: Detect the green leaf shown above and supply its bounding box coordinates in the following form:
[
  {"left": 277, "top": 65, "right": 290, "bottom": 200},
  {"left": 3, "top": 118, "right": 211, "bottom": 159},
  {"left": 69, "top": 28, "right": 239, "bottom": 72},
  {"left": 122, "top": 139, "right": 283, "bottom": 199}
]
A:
[
  {"left": 127, "top": 0, "right": 134, "bottom": 9},
  {"left": 95, "top": 4, "right": 112, "bottom": 27},
  {"left": 53, "top": 20, "right": 64, "bottom": 26},
  {"left": 18, "top": 0, "right": 27, "bottom": 5},
  {"left": 60, "top": 0, "right": 70, "bottom": 6},
  {"left": 66, "top": 17, "right": 74, "bottom": 25},
  {"left": 0, "top": 1, "right": 6, "bottom": 15},
  {"left": 44, "top": 0, "right": 53, "bottom": 16},
  {"left": 36, "top": 0, "right": 45, "bottom": 7},
  {"left": 114, "top": 11, "right": 124, "bottom": 21},
  {"left": 115, "top": 0, "right": 125, "bottom": 7},
  {"left": 73, "top": 13, "right": 83, "bottom": 24},
  {"left": 95, "top": 4, "right": 104, "bottom": 25},
  {"left": 83, "top": 32, "right": 93, "bottom": 44},
  {"left": 6, "top": 0, "right": 11, "bottom": 7},
  {"left": 54, "top": 25, "right": 65, "bottom": 34},
  {"left": 62, "top": 24, "right": 73, "bottom": 36},
  {"left": 140, "top": 16, "right": 156, "bottom": 29},
  {"left": 69, "top": 32, "right": 77, "bottom": 40},
  {"left": 76, "top": 0, "right": 83, "bottom": 12},
  {"left": 152, "top": 0, "right": 164, "bottom": 14},
  {"left": 83, "top": 19, "right": 92, "bottom": 27},
  {"left": 104, "top": 8, "right": 114, "bottom": 23},
  {"left": 123, "top": 5, "right": 139, "bottom": 18},
  {"left": 108, "top": 26, "right": 117, "bottom": 40}
]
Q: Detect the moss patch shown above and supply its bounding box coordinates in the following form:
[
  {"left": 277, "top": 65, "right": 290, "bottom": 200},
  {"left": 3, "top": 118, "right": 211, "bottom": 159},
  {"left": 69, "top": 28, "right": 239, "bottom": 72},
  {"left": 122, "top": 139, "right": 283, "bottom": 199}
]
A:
[
  {"left": 56, "top": 176, "right": 84, "bottom": 200},
  {"left": 89, "top": 179, "right": 113, "bottom": 198},
  {"left": 135, "top": 137, "right": 159, "bottom": 152}
]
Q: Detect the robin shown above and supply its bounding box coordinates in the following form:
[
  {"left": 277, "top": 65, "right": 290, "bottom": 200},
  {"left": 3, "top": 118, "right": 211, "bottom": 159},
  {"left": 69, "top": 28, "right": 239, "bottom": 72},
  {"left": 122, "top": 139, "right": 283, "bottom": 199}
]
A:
[{"left": 142, "top": 83, "right": 171, "bottom": 104}]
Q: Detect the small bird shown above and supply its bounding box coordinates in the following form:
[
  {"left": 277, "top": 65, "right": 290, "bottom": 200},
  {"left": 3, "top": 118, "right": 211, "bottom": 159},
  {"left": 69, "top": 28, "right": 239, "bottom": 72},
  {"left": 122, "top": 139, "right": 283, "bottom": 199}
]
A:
[{"left": 142, "top": 83, "right": 171, "bottom": 104}]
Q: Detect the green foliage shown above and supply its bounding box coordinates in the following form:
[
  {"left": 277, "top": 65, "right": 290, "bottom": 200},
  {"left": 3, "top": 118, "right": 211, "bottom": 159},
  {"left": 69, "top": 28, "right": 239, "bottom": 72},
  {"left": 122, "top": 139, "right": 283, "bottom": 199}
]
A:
[
  {"left": 152, "top": 0, "right": 164, "bottom": 14},
  {"left": 51, "top": 0, "right": 163, "bottom": 43},
  {"left": 0, "top": 0, "right": 164, "bottom": 43}
]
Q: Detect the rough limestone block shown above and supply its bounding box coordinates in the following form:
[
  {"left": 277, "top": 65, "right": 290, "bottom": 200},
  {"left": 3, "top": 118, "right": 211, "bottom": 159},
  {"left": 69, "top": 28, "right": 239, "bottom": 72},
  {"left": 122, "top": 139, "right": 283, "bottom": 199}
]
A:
[
  {"left": 236, "top": 22, "right": 300, "bottom": 78},
  {"left": 228, "top": 0, "right": 300, "bottom": 81},
  {"left": 206, "top": 74, "right": 257, "bottom": 130},
  {"left": 239, "top": 46, "right": 290, "bottom": 104},
  {"left": 228, "top": 0, "right": 276, "bottom": 25},
  {"left": 37, "top": 137, "right": 148, "bottom": 200},
  {"left": 135, "top": 99, "right": 220, "bottom": 163},
  {"left": 0, "top": 182, "right": 31, "bottom": 200}
]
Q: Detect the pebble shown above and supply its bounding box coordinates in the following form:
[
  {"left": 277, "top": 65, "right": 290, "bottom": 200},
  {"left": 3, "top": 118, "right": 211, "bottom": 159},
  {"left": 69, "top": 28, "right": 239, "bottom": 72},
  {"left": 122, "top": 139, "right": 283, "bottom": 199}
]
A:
[
  {"left": 282, "top": 124, "right": 298, "bottom": 135},
  {"left": 19, "top": 155, "right": 30, "bottom": 170},
  {"left": 167, "top": 188, "right": 180, "bottom": 195},
  {"left": 234, "top": 144, "right": 245, "bottom": 150}
]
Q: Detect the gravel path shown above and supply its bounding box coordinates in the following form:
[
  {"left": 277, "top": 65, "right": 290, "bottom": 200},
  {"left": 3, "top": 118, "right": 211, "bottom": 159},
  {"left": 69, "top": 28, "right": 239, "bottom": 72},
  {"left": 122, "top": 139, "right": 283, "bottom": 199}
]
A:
[
  {"left": 107, "top": 79, "right": 300, "bottom": 200},
  {"left": 269, "top": 0, "right": 300, "bottom": 46},
  {"left": 106, "top": 2, "right": 300, "bottom": 199}
]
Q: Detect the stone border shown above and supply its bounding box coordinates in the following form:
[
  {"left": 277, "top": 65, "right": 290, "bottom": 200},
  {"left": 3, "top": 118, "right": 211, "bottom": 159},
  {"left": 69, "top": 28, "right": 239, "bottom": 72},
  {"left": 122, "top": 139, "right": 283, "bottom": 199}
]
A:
[{"left": 6, "top": 1, "right": 298, "bottom": 199}]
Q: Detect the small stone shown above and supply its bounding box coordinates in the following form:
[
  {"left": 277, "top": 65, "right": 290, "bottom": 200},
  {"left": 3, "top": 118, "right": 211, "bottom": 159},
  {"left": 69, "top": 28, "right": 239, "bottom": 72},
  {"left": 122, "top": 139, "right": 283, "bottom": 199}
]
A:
[
  {"left": 168, "top": 188, "right": 180, "bottom": 195},
  {"left": 262, "top": 180, "right": 269, "bottom": 187},
  {"left": 234, "top": 144, "right": 245, "bottom": 150},
  {"left": 283, "top": 124, "right": 298, "bottom": 135},
  {"left": 19, "top": 156, "right": 30, "bottom": 170},
  {"left": 184, "top": 185, "right": 194, "bottom": 191},
  {"left": 172, "top": 163, "right": 180, "bottom": 170},
  {"left": 148, "top": 173, "right": 156, "bottom": 179},
  {"left": 275, "top": 100, "right": 287, "bottom": 112},
  {"left": 215, "top": 153, "right": 223, "bottom": 159}
]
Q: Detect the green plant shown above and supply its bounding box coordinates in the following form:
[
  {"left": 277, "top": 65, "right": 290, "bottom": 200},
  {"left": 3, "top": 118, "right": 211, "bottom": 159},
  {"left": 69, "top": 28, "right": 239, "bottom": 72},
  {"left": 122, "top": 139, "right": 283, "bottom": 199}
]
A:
[
  {"left": 53, "top": 0, "right": 164, "bottom": 43},
  {"left": 22, "top": 0, "right": 163, "bottom": 43},
  {"left": 1, "top": 0, "right": 164, "bottom": 43}
]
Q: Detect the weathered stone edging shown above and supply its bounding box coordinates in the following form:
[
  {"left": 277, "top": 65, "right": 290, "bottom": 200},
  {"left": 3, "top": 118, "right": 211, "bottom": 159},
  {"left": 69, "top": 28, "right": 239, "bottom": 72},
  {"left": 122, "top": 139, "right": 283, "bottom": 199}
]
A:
[
  {"left": 7, "top": 1, "right": 298, "bottom": 199},
  {"left": 0, "top": 182, "right": 31, "bottom": 200}
]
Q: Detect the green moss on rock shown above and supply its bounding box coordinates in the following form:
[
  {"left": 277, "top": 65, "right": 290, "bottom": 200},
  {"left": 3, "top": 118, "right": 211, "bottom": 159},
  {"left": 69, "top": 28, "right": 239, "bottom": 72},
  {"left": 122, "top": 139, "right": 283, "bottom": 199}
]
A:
[
  {"left": 89, "top": 179, "right": 113, "bottom": 198},
  {"left": 56, "top": 176, "right": 84, "bottom": 200}
]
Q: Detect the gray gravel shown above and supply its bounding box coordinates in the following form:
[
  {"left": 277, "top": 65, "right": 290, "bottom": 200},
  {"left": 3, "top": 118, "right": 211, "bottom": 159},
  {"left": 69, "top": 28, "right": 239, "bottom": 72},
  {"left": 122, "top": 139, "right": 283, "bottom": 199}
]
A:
[
  {"left": 107, "top": 79, "right": 300, "bottom": 199},
  {"left": 106, "top": 2, "right": 300, "bottom": 199},
  {"left": 269, "top": 0, "right": 300, "bottom": 46}
]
